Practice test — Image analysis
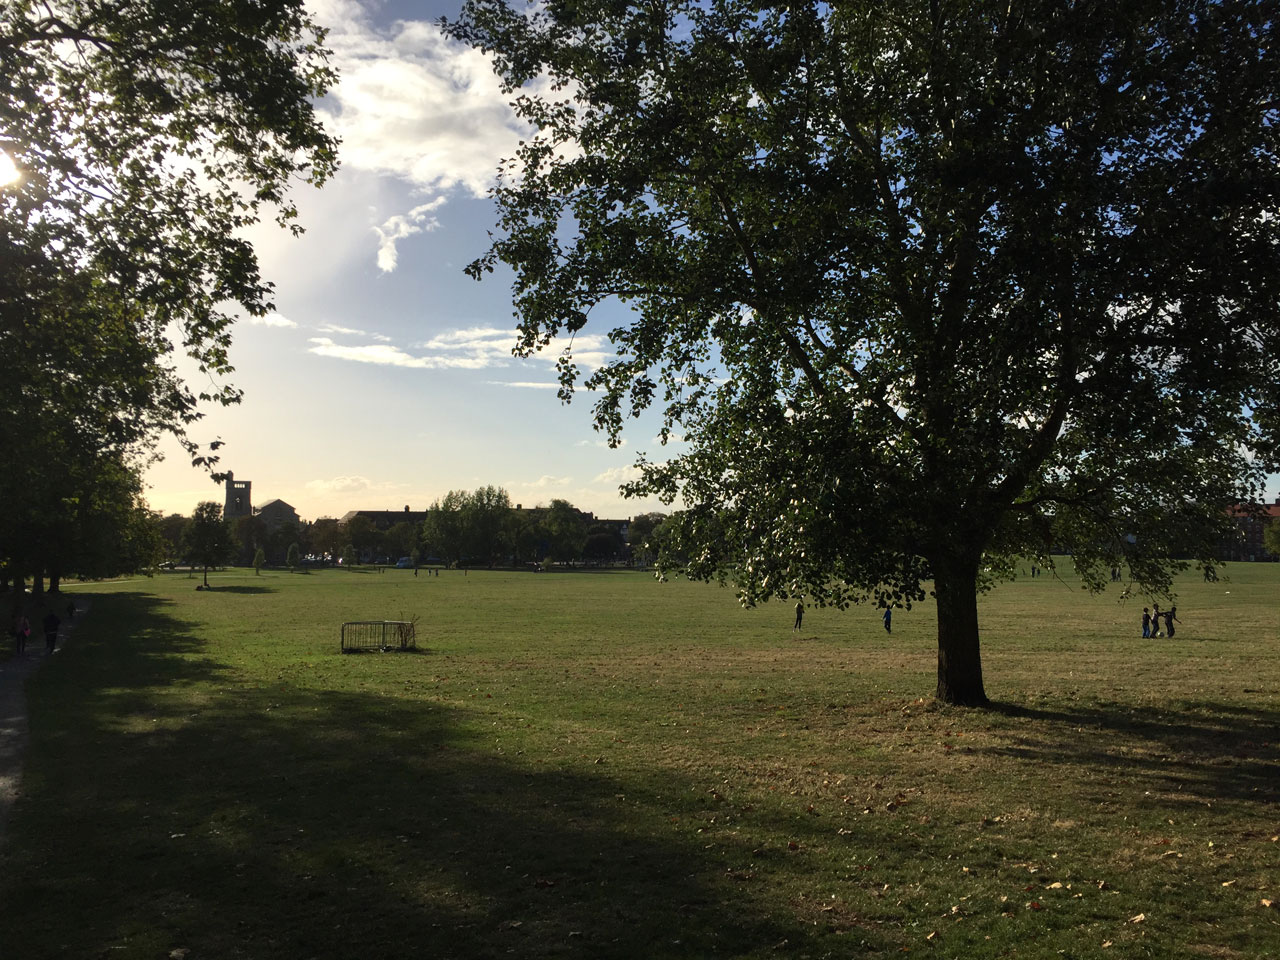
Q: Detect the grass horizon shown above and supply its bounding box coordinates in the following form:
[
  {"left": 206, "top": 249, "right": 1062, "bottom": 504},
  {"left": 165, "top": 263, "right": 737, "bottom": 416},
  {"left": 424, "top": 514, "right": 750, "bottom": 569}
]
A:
[{"left": 2, "top": 563, "right": 1277, "bottom": 958}]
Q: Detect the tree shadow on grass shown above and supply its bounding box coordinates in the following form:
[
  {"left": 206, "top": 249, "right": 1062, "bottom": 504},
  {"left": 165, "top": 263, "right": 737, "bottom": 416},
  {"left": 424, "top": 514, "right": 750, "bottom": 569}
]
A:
[
  {"left": 199, "top": 584, "right": 277, "bottom": 595},
  {"left": 2, "top": 594, "right": 805, "bottom": 960},
  {"left": 983, "top": 699, "right": 1280, "bottom": 808}
]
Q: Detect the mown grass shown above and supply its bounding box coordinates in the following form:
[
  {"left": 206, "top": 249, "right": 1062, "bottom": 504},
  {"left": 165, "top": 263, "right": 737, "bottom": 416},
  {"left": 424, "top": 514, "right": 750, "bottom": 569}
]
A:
[{"left": 1, "top": 563, "right": 1277, "bottom": 959}]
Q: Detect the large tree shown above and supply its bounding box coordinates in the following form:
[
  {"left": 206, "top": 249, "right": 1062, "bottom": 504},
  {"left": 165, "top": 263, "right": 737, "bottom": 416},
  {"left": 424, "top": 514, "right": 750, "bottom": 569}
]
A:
[
  {"left": 1, "top": 0, "right": 337, "bottom": 583},
  {"left": 448, "top": 0, "right": 1280, "bottom": 704}
]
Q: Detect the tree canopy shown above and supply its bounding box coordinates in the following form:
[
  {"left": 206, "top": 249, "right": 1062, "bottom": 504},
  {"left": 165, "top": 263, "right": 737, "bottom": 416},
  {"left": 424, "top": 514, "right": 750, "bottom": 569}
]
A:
[
  {"left": 448, "top": 0, "right": 1280, "bottom": 704},
  {"left": 1, "top": 0, "right": 337, "bottom": 588},
  {"left": 182, "top": 501, "right": 234, "bottom": 588}
]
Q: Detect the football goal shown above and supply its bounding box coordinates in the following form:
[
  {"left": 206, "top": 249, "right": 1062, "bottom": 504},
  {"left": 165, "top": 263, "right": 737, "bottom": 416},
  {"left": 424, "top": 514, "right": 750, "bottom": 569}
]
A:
[{"left": 340, "top": 620, "right": 417, "bottom": 653}]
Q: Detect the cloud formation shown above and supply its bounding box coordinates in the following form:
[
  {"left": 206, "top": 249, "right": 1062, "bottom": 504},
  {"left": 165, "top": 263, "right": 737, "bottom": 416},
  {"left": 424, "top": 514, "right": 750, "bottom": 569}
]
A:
[
  {"left": 305, "top": 475, "right": 377, "bottom": 496},
  {"left": 594, "top": 465, "right": 643, "bottom": 485},
  {"left": 374, "top": 196, "right": 446, "bottom": 272},
  {"left": 249, "top": 313, "right": 298, "bottom": 328},
  {"left": 310, "top": 0, "right": 540, "bottom": 198},
  {"left": 308, "top": 337, "right": 496, "bottom": 369},
  {"left": 305, "top": 324, "right": 613, "bottom": 376}
]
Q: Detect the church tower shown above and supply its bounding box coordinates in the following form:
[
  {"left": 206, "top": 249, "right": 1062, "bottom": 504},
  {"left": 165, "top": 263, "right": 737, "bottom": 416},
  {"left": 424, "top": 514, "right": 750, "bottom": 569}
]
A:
[{"left": 224, "top": 470, "right": 252, "bottom": 521}]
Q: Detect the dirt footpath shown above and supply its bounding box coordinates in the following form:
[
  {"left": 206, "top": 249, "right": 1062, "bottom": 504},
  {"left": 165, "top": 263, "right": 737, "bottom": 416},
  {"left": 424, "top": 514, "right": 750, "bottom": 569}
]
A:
[{"left": 0, "top": 597, "right": 90, "bottom": 843}]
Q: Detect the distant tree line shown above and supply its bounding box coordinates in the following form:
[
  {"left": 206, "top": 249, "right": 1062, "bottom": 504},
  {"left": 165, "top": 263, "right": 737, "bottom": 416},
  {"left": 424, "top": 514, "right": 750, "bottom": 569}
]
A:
[{"left": 151, "top": 488, "right": 670, "bottom": 572}]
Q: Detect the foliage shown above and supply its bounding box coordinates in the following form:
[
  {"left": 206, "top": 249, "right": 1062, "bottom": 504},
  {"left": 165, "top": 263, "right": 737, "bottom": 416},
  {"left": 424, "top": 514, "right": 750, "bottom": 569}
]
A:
[
  {"left": 308, "top": 518, "right": 343, "bottom": 560},
  {"left": 627, "top": 512, "right": 668, "bottom": 565},
  {"left": 181, "top": 501, "right": 234, "bottom": 587},
  {"left": 234, "top": 515, "right": 267, "bottom": 566},
  {"left": 541, "top": 499, "right": 588, "bottom": 565},
  {"left": 584, "top": 522, "right": 624, "bottom": 562},
  {"left": 448, "top": 0, "right": 1280, "bottom": 704},
  {"left": 384, "top": 521, "right": 419, "bottom": 561},
  {"left": 156, "top": 513, "right": 187, "bottom": 560},
  {"left": 0, "top": 0, "right": 337, "bottom": 587},
  {"left": 1265, "top": 516, "right": 1280, "bottom": 560}
]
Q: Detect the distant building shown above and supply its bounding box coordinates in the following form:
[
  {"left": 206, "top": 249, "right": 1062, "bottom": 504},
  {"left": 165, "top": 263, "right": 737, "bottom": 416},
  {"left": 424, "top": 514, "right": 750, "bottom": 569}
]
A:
[
  {"left": 341, "top": 505, "right": 428, "bottom": 530},
  {"left": 256, "top": 498, "right": 300, "bottom": 531},
  {"left": 1222, "top": 499, "right": 1280, "bottom": 561},
  {"left": 224, "top": 471, "right": 252, "bottom": 521}
]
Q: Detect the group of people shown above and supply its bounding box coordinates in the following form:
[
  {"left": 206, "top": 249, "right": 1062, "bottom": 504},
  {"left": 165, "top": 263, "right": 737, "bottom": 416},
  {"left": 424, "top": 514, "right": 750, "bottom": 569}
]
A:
[
  {"left": 8, "top": 602, "right": 71, "bottom": 657},
  {"left": 1142, "top": 603, "right": 1181, "bottom": 638},
  {"left": 792, "top": 601, "right": 893, "bottom": 634}
]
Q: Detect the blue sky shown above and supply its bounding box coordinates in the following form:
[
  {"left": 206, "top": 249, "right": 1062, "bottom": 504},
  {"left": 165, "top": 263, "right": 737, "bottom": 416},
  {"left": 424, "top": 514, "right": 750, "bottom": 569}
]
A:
[
  {"left": 144, "top": 0, "right": 673, "bottom": 521},
  {"left": 143, "top": 0, "right": 1280, "bottom": 522}
]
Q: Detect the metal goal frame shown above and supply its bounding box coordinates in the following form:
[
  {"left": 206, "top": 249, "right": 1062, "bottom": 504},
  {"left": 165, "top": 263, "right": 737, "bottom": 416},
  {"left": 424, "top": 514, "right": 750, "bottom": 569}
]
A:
[{"left": 340, "top": 620, "right": 417, "bottom": 652}]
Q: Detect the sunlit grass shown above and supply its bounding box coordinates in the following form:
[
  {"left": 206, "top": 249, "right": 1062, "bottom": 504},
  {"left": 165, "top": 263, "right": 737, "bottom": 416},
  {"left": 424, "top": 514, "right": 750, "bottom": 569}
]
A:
[{"left": 2, "top": 562, "right": 1277, "bottom": 959}]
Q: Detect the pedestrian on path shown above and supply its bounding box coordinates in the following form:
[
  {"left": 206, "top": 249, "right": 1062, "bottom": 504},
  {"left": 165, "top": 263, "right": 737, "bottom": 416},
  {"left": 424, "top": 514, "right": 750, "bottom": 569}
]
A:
[
  {"left": 13, "top": 614, "right": 30, "bottom": 656},
  {"left": 42, "top": 610, "right": 60, "bottom": 653}
]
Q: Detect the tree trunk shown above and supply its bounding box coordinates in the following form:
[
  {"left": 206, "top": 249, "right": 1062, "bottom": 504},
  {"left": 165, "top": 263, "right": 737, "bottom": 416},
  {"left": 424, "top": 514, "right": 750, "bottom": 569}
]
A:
[
  {"left": 203, "top": 565, "right": 209, "bottom": 587},
  {"left": 933, "top": 554, "right": 989, "bottom": 706}
]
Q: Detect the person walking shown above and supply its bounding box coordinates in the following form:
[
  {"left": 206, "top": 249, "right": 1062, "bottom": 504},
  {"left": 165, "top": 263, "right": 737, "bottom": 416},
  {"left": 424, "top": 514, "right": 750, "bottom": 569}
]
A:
[
  {"left": 1142, "top": 608, "right": 1151, "bottom": 638},
  {"left": 883, "top": 607, "right": 892, "bottom": 633},
  {"left": 15, "top": 613, "right": 30, "bottom": 656},
  {"left": 1151, "top": 603, "right": 1162, "bottom": 638},
  {"left": 42, "top": 609, "right": 60, "bottom": 653},
  {"left": 793, "top": 601, "right": 804, "bottom": 631},
  {"left": 1165, "top": 606, "right": 1181, "bottom": 638}
]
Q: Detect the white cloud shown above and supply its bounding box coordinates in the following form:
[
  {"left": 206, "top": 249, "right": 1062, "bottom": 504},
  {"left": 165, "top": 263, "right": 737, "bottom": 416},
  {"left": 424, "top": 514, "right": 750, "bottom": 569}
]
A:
[
  {"left": 577, "top": 438, "right": 627, "bottom": 448},
  {"left": 489, "top": 380, "right": 558, "bottom": 389},
  {"left": 595, "top": 466, "right": 643, "bottom": 485},
  {"left": 305, "top": 475, "right": 375, "bottom": 496},
  {"left": 374, "top": 196, "right": 446, "bottom": 272},
  {"left": 304, "top": 325, "right": 615, "bottom": 376},
  {"left": 308, "top": 337, "right": 494, "bottom": 369},
  {"left": 319, "top": 323, "right": 369, "bottom": 336},
  {"left": 249, "top": 313, "right": 298, "bottom": 328},
  {"left": 309, "top": 1, "right": 545, "bottom": 199}
]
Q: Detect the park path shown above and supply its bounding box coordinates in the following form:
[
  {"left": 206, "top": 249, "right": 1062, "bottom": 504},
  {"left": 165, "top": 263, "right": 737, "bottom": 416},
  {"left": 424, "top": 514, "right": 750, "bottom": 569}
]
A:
[{"left": 0, "top": 596, "right": 91, "bottom": 844}]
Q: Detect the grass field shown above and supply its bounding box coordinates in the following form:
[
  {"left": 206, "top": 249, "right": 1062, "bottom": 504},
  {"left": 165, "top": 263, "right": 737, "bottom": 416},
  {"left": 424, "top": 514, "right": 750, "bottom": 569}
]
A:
[{"left": 1, "top": 563, "right": 1277, "bottom": 959}]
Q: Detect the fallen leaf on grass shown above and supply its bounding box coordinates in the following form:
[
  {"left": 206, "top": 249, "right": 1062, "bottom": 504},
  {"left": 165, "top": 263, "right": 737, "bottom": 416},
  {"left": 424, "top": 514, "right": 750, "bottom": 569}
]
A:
[
  {"left": 1048, "top": 882, "right": 1063, "bottom": 889},
  {"left": 1222, "top": 880, "right": 1236, "bottom": 887},
  {"left": 1129, "top": 913, "right": 1145, "bottom": 924},
  {"left": 1102, "top": 941, "right": 1113, "bottom": 948},
  {"left": 1262, "top": 899, "right": 1274, "bottom": 908}
]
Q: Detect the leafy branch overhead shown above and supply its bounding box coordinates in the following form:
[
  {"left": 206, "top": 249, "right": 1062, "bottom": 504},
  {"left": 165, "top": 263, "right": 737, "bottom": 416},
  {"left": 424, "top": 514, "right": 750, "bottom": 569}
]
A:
[{"left": 0, "top": 0, "right": 337, "bottom": 590}]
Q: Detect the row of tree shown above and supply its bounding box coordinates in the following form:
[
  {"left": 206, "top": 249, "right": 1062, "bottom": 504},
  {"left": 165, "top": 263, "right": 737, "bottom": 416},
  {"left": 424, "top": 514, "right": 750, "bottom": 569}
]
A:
[{"left": 156, "top": 488, "right": 671, "bottom": 573}]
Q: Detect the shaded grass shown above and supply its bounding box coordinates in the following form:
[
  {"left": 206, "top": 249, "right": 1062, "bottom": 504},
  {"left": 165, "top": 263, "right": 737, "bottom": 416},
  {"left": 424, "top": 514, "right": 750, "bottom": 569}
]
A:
[{"left": 1, "top": 563, "right": 1278, "bottom": 959}]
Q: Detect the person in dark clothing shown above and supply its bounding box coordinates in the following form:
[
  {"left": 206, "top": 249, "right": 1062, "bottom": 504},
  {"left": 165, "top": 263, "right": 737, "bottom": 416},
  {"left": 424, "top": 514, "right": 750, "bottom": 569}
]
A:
[
  {"left": 1142, "top": 608, "right": 1151, "bottom": 638},
  {"left": 43, "top": 610, "right": 60, "bottom": 653},
  {"left": 1165, "top": 607, "right": 1180, "bottom": 638},
  {"left": 793, "top": 601, "right": 803, "bottom": 631},
  {"left": 883, "top": 607, "right": 892, "bottom": 633}
]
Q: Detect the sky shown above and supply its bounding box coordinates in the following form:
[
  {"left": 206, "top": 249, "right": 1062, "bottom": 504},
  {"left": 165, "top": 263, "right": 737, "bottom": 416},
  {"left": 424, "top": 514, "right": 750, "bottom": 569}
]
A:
[
  {"left": 142, "top": 0, "right": 1279, "bottom": 522},
  {"left": 143, "top": 0, "right": 674, "bottom": 522}
]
